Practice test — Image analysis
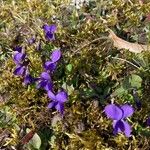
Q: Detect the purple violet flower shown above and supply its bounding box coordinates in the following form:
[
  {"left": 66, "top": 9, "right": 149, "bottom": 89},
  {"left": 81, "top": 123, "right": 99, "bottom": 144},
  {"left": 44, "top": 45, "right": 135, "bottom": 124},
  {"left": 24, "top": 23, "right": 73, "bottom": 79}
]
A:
[
  {"left": 37, "top": 72, "right": 53, "bottom": 91},
  {"left": 13, "top": 65, "right": 26, "bottom": 76},
  {"left": 13, "top": 51, "right": 29, "bottom": 76},
  {"left": 28, "top": 37, "right": 36, "bottom": 45},
  {"left": 146, "top": 117, "right": 150, "bottom": 126},
  {"left": 104, "top": 104, "right": 134, "bottom": 137},
  {"left": 47, "top": 90, "right": 68, "bottom": 115},
  {"left": 13, "top": 46, "right": 22, "bottom": 52},
  {"left": 43, "top": 24, "right": 57, "bottom": 41},
  {"left": 50, "top": 49, "right": 61, "bottom": 62},
  {"left": 13, "top": 52, "right": 26, "bottom": 64},
  {"left": 44, "top": 49, "right": 61, "bottom": 72},
  {"left": 24, "top": 73, "right": 35, "bottom": 85}
]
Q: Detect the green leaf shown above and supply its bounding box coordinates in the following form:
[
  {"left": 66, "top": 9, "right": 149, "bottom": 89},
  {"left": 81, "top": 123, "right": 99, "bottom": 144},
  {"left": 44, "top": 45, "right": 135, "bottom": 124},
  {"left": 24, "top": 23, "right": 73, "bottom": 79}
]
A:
[
  {"left": 26, "top": 129, "right": 41, "bottom": 150},
  {"left": 129, "top": 74, "right": 142, "bottom": 88},
  {"left": 66, "top": 64, "right": 73, "bottom": 72},
  {"left": 0, "top": 106, "right": 17, "bottom": 128},
  {"left": 139, "top": 128, "right": 150, "bottom": 137},
  {"left": 62, "top": 82, "right": 74, "bottom": 95},
  {"left": 122, "top": 76, "right": 131, "bottom": 90},
  {"left": 43, "top": 44, "right": 54, "bottom": 52},
  {"left": 114, "top": 86, "right": 128, "bottom": 97},
  {"left": 81, "top": 88, "right": 96, "bottom": 98}
]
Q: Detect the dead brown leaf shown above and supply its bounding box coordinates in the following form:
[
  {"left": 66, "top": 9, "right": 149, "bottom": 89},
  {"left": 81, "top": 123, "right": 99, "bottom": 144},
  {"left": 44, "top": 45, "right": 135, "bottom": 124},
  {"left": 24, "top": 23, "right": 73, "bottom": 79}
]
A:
[{"left": 108, "top": 29, "right": 150, "bottom": 53}]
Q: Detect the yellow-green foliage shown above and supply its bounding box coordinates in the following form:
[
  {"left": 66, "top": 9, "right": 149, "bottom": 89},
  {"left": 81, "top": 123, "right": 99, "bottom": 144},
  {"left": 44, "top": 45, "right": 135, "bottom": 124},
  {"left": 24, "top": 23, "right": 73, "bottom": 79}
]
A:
[{"left": 0, "top": 0, "right": 150, "bottom": 149}]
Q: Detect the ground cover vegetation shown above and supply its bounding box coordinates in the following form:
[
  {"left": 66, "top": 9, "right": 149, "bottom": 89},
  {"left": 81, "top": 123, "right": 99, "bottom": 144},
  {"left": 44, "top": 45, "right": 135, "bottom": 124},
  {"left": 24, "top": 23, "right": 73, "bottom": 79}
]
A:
[{"left": 0, "top": 0, "right": 150, "bottom": 149}]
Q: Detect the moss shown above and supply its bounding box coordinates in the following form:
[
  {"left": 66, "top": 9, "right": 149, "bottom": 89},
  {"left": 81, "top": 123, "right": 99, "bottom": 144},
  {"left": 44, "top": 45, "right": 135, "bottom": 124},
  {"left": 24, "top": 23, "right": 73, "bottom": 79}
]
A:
[{"left": 0, "top": 0, "right": 150, "bottom": 149}]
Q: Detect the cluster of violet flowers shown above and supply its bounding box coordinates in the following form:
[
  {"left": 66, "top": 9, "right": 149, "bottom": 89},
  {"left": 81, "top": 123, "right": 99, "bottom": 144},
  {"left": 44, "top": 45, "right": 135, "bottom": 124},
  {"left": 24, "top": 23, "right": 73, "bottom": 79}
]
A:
[
  {"left": 12, "top": 23, "right": 150, "bottom": 138},
  {"left": 13, "top": 24, "right": 68, "bottom": 115},
  {"left": 13, "top": 46, "right": 35, "bottom": 85}
]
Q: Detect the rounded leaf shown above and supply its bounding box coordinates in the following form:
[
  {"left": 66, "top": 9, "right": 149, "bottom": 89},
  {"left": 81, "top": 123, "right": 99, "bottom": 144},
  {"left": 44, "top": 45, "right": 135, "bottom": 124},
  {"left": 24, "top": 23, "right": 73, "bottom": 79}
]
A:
[
  {"left": 129, "top": 74, "right": 142, "bottom": 88},
  {"left": 29, "top": 133, "right": 41, "bottom": 149}
]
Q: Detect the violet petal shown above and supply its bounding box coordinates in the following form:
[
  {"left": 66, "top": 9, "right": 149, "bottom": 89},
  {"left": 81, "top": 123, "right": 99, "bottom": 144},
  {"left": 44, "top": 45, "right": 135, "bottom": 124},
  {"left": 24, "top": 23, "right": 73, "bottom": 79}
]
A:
[
  {"left": 56, "top": 91, "right": 68, "bottom": 103},
  {"left": 48, "top": 101, "right": 57, "bottom": 109},
  {"left": 44, "top": 61, "right": 57, "bottom": 72},
  {"left": 13, "top": 65, "right": 26, "bottom": 76},
  {"left": 45, "top": 32, "right": 55, "bottom": 41},
  {"left": 51, "top": 49, "right": 61, "bottom": 63},
  {"left": 113, "top": 120, "right": 131, "bottom": 137},
  {"left": 13, "top": 52, "right": 26, "bottom": 64},
  {"left": 24, "top": 74, "right": 34, "bottom": 85},
  {"left": 55, "top": 103, "right": 64, "bottom": 115},
  {"left": 104, "top": 104, "right": 123, "bottom": 120},
  {"left": 13, "top": 46, "right": 22, "bottom": 52},
  {"left": 40, "top": 72, "right": 51, "bottom": 80},
  {"left": 44, "top": 81, "right": 53, "bottom": 91},
  {"left": 48, "top": 90, "right": 56, "bottom": 101},
  {"left": 121, "top": 104, "right": 134, "bottom": 119},
  {"left": 49, "top": 25, "right": 57, "bottom": 32},
  {"left": 37, "top": 80, "right": 47, "bottom": 89}
]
